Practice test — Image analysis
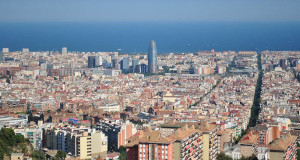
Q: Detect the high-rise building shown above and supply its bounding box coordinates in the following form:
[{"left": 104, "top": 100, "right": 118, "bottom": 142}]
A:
[
  {"left": 121, "top": 57, "right": 130, "bottom": 73},
  {"left": 46, "top": 127, "right": 108, "bottom": 159},
  {"left": 14, "top": 127, "right": 43, "bottom": 149},
  {"left": 2, "top": 48, "right": 9, "bottom": 53},
  {"left": 269, "top": 134, "right": 297, "bottom": 160},
  {"left": 132, "top": 59, "right": 139, "bottom": 72},
  {"left": 96, "top": 120, "right": 137, "bottom": 152},
  {"left": 126, "top": 124, "right": 203, "bottom": 160},
  {"left": 141, "top": 64, "right": 148, "bottom": 73},
  {"left": 0, "top": 52, "right": 3, "bottom": 62},
  {"left": 95, "top": 56, "right": 103, "bottom": 67},
  {"left": 88, "top": 56, "right": 96, "bottom": 68},
  {"left": 22, "top": 48, "right": 29, "bottom": 53},
  {"left": 112, "top": 59, "right": 117, "bottom": 69},
  {"left": 148, "top": 40, "right": 158, "bottom": 73},
  {"left": 62, "top": 47, "right": 67, "bottom": 55}
]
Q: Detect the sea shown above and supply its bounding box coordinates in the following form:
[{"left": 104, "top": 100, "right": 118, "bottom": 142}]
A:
[{"left": 0, "top": 21, "right": 300, "bottom": 53}]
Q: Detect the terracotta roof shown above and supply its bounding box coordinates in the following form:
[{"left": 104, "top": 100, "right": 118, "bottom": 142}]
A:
[
  {"left": 239, "top": 131, "right": 259, "bottom": 145},
  {"left": 270, "top": 133, "right": 297, "bottom": 151},
  {"left": 139, "top": 127, "right": 175, "bottom": 144},
  {"left": 170, "top": 124, "right": 202, "bottom": 141}
]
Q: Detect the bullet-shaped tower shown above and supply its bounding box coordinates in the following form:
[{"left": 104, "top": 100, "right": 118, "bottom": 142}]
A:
[{"left": 148, "top": 40, "right": 158, "bottom": 73}]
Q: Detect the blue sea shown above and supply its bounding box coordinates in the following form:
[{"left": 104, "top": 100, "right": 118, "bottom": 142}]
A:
[{"left": 0, "top": 22, "right": 300, "bottom": 53}]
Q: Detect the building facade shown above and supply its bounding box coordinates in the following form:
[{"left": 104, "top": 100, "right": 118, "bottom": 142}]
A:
[
  {"left": 45, "top": 127, "right": 107, "bottom": 159},
  {"left": 62, "top": 47, "right": 67, "bottom": 55},
  {"left": 269, "top": 134, "right": 297, "bottom": 160},
  {"left": 96, "top": 120, "right": 137, "bottom": 152},
  {"left": 147, "top": 40, "right": 157, "bottom": 74},
  {"left": 88, "top": 56, "right": 96, "bottom": 68}
]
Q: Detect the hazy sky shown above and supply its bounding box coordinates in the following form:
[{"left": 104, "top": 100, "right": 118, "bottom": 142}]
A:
[{"left": 0, "top": 0, "right": 300, "bottom": 22}]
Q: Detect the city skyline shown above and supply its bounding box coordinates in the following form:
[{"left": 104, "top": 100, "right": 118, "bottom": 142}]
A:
[{"left": 1, "top": 1, "right": 300, "bottom": 160}]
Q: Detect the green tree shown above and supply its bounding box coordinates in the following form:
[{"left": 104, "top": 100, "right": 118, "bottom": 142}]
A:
[
  {"left": 0, "top": 128, "right": 33, "bottom": 159},
  {"left": 240, "top": 154, "right": 258, "bottom": 160},
  {"left": 248, "top": 52, "right": 263, "bottom": 128},
  {"left": 20, "top": 143, "right": 28, "bottom": 154},
  {"left": 55, "top": 150, "right": 66, "bottom": 160},
  {"left": 297, "top": 149, "right": 300, "bottom": 160},
  {"left": 15, "top": 134, "right": 26, "bottom": 143},
  {"left": 216, "top": 152, "right": 232, "bottom": 160},
  {"left": 118, "top": 146, "right": 127, "bottom": 160},
  {"left": 32, "top": 150, "right": 46, "bottom": 160}
]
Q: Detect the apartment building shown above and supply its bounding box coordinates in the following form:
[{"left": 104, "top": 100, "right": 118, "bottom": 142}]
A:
[
  {"left": 138, "top": 127, "right": 175, "bottom": 160},
  {"left": 96, "top": 120, "right": 137, "bottom": 151},
  {"left": 45, "top": 127, "right": 107, "bottom": 159},
  {"left": 269, "top": 133, "right": 297, "bottom": 160},
  {"left": 239, "top": 131, "right": 259, "bottom": 158},
  {"left": 201, "top": 122, "right": 218, "bottom": 160},
  {"left": 14, "top": 126, "right": 43, "bottom": 149},
  {"left": 125, "top": 122, "right": 221, "bottom": 160},
  {"left": 74, "top": 131, "right": 107, "bottom": 159},
  {"left": 171, "top": 125, "right": 203, "bottom": 160}
]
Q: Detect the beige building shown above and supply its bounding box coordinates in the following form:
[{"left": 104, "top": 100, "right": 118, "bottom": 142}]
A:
[
  {"left": 239, "top": 131, "right": 259, "bottom": 158},
  {"left": 75, "top": 131, "right": 107, "bottom": 159},
  {"left": 11, "top": 153, "right": 32, "bottom": 160},
  {"left": 200, "top": 122, "right": 218, "bottom": 160},
  {"left": 171, "top": 125, "right": 203, "bottom": 160},
  {"left": 46, "top": 127, "right": 107, "bottom": 160},
  {"left": 269, "top": 133, "right": 297, "bottom": 160}
]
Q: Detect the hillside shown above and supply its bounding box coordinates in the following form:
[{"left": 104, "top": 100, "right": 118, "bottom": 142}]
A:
[{"left": 0, "top": 128, "right": 33, "bottom": 159}]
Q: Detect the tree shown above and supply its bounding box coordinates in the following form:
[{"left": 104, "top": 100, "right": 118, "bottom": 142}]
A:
[
  {"left": 55, "top": 150, "right": 66, "bottom": 160},
  {"left": 0, "top": 128, "right": 16, "bottom": 146},
  {"left": 119, "top": 152, "right": 127, "bottom": 160},
  {"left": 118, "top": 146, "right": 127, "bottom": 160},
  {"left": 248, "top": 52, "right": 263, "bottom": 128},
  {"left": 15, "top": 134, "right": 26, "bottom": 143},
  {"left": 32, "top": 150, "right": 46, "bottom": 160},
  {"left": 297, "top": 149, "right": 300, "bottom": 160},
  {"left": 216, "top": 152, "right": 232, "bottom": 160},
  {"left": 240, "top": 154, "right": 258, "bottom": 160},
  {"left": 0, "top": 128, "right": 33, "bottom": 159}
]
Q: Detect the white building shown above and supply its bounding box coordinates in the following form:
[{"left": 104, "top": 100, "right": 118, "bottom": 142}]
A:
[
  {"left": 22, "top": 48, "right": 29, "bottom": 53},
  {"left": 0, "top": 116, "right": 28, "bottom": 128},
  {"left": 14, "top": 126, "right": 43, "bottom": 149},
  {"left": 95, "top": 56, "right": 103, "bottom": 66},
  {"left": 62, "top": 47, "right": 67, "bottom": 55},
  {"left": 2, "top": 48, "right": 9, "bottom": 52}
]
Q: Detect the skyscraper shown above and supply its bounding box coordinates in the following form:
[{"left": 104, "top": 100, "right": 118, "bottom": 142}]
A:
[
  {"left": 0, "top": 52, "right": 3, "bottom": 62},
  {"left": 132, "top": 58, "right": 139, "bottom": 72},
  {"left": 88, "top": 56, "right": 96, "bottom": 68},
  {"left": 62, "top": 47, "right": 67, "bottom": 55},
  {"left": 148, "top": 40, "right": 158, "bottom": 73},
  {"left": 2, "top": 48, "right": 9, "bottom": 53},
  {"left": 95, "top": 56, "right": 103, "bottom": 67},
  {"left": 22, "top": 48, "right": 29, "bottom": 53},
  {"left": 121, "top": 57, "right": 130, "bottom": 73}
]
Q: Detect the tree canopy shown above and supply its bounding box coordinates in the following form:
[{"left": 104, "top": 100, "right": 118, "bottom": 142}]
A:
[{"left": 0, "top": 128, "right": 29, "bottom": 159}]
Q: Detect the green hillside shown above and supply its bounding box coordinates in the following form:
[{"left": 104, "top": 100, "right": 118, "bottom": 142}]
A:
[{"left": 0, "top": 128, "right": 33, "bottom": 159}]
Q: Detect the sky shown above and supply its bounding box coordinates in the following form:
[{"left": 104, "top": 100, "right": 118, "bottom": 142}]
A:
[{"left": 0, "top": 0, "right": 300, "bottom": 22}]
